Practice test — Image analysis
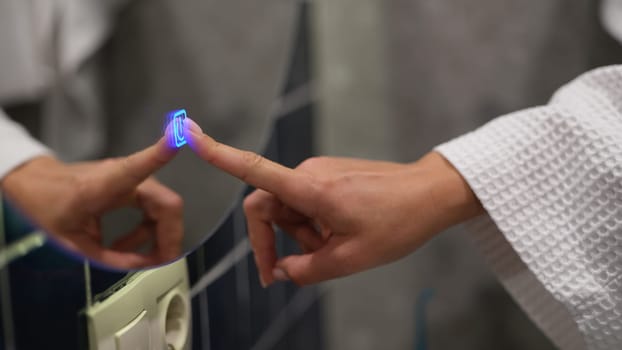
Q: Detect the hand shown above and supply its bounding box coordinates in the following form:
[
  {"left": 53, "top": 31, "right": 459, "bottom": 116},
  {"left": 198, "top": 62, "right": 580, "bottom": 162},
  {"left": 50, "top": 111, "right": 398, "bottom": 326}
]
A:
[
  {"left": 0, "top": 136, "right": 183, "bottom": 269},
  {"left": 186, "top": 121, "right": 484, "bottom": 286}
]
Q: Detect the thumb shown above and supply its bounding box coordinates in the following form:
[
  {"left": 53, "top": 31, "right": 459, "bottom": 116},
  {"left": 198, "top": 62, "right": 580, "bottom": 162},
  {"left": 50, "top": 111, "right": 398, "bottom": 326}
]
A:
[{"left": 274, "top": 238, "right": 352, "bottom": 286}]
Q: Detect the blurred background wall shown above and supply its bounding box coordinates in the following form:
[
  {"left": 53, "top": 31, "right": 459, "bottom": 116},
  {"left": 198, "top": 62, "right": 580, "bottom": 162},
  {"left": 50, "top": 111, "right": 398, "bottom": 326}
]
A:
[{"left": 314, "top": 0, "right": 622, "bottom": 349}]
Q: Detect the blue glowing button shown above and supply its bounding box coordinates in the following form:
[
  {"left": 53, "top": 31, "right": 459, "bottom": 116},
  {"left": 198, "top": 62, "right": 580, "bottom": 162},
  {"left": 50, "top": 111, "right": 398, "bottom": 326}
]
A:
[{"left": 168, "top": 109, "right": 187, "bottom": 148}]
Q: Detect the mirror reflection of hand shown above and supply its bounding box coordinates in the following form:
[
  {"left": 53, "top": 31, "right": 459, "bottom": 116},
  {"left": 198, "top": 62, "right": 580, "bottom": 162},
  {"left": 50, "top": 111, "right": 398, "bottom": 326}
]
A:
[
  {"left": 186, "top": 121, "right": 484, "bottom": 287},
  {"left": 0, "top": 137, "right": 182, "bottom": 269}
]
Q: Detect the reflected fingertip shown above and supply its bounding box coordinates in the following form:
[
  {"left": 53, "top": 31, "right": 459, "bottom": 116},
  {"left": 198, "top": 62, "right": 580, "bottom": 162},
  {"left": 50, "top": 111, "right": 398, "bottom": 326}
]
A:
[
  {"left": 163, "top": 109, "right": 192, "bottom": 150},
  {"left": 259, "top": 276, "right": 268, "bottom": 288}
]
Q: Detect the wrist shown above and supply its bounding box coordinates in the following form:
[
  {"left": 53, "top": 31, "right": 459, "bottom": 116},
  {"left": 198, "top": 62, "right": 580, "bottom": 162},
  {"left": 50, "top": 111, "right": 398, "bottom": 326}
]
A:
[
  {"left": 1, "top": 156, "right": 65, "bottom": 197},
  {"left": 414, "top": 152, "right": 484, "bottom": 230}
]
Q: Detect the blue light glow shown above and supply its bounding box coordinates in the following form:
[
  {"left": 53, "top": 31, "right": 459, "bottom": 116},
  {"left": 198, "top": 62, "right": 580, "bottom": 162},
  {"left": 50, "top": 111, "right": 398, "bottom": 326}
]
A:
[{"left": 167, "top": 109, "right": 188, "bottom": 148}]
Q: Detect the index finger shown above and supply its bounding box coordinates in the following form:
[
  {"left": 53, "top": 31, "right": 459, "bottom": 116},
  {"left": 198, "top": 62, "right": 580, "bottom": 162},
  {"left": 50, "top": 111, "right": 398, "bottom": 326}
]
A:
[
  {"left": 186, "top": 120, "right": 315, "bottom": 208},
  {"left": 101, "top": 132, "right": 179, "bottom": 195}
]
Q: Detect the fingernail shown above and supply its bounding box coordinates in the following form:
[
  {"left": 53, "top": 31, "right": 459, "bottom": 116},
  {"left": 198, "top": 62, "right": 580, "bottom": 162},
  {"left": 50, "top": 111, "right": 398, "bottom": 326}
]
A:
[{"left": 273, "top": 267, "right": 290, "bottom": 282}]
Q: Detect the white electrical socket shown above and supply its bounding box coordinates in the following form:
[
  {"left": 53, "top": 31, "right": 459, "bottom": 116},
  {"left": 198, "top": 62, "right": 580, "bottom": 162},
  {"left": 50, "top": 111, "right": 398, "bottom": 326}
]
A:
[{"left": 86, "top": 258, "right": 191, "bottom": 350}]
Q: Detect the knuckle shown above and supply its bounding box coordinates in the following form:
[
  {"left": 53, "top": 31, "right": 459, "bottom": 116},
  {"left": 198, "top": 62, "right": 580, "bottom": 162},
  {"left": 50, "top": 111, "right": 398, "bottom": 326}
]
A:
[
  {"left": 317, "top": 176, "right": 336, "bottom": 193},
  {"left": 162, "top": 193, "right": 184, "bottom": 213},
  {"left": 243, "top": 193, "right": 266, "bottom": 214},
  {"left": 317, "top": 177, "right": 339, "bottom": 202},
  {"left": 240, "top": 151, "right": 263, "bottom": 181},
  {"left": 302, "top": 176, "right": 333, "bottom": 218},
  {"left": 312, "top": 176, "right": 350, "bottom": 220},
  {"left": 243, "top": 195, "right": 257, "bottom": 212}
]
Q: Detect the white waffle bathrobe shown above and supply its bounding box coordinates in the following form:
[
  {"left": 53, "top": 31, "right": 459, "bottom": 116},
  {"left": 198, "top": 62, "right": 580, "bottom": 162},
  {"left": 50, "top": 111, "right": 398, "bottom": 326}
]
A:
[{"left": 436, "top": 1, "right": 622, "bottom": 348}]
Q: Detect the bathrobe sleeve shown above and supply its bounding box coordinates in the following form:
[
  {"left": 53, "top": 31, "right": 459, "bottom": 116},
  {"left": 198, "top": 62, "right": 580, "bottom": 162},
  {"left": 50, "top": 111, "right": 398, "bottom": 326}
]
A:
[
  {"left": 0, "top": 109, "right": 51, "bottom": 180},
  {"left": 436, "top": 65, "right": 622, "bottom": 350}
]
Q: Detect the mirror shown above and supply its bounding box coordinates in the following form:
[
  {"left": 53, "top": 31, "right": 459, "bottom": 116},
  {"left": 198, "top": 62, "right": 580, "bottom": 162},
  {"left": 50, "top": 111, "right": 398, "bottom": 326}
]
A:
[
  {"left": 0, "top": 0, "right": 300, "bottom": 270},
  {"left": 0, "top": 3, "right": 318, "bottom": 348}
]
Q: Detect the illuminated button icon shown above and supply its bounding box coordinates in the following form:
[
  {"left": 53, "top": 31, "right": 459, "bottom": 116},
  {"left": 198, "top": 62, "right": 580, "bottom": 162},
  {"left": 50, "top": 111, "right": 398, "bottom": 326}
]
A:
[{"left": 168, "top": 109, "right": 187, "bottom": 148}]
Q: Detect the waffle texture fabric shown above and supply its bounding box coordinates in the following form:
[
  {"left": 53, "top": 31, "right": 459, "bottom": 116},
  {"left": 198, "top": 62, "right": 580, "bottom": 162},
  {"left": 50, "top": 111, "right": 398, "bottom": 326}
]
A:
[{"left": 436, "top": 65, "right": 622, "bottom": 350}]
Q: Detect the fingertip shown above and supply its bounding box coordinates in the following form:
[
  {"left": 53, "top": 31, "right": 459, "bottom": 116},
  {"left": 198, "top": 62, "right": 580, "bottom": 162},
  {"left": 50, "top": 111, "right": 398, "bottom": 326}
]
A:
[
  {"left": 275, "top": 256, "right": 307, "bottom": 286},
  {"left": 159, "top": 137, "right": 179, "bottom": 157},
  {"left": 259, "top": 275, "right": 268, "bottom": 288},
  {"left": 183, "top": 117, "right": 205, "bottom": 142},
  {"left": 258, "top": 257, "right": 276, "bottom": 288},
  {"left": 163, "top": 122, "right": 174, "bottom": 147},
  {"left": 184, "top": 118, "right": 207, "bottom": 146},
  {"left": 184, "top": 117, "right": 203, "bottom": 134},
  {"left": 184, "top": 121, "right": 219, "bottom": 162},
  {"left": 161, "top": 123, "right": 183, "bottom": 154},
  {"left": 272, "top": 267, "right": 290, "bottom": 282},
  {"left": 163, "top": 109, "right": 199, "bottom": 150}
]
